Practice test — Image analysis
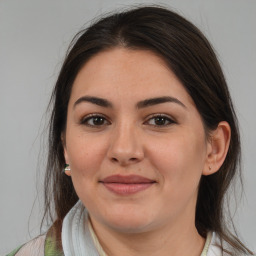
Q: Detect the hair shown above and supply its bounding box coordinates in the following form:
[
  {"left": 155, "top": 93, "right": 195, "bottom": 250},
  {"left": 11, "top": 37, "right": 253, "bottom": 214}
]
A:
[{"left": 43, "top": 5, "right": 253, "bottom": 255}]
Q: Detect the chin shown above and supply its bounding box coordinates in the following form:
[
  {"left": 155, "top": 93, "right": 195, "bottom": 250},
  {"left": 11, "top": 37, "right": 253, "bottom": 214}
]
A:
[{"left": 100, "top": 208, "right": 156, "bottom": 234}]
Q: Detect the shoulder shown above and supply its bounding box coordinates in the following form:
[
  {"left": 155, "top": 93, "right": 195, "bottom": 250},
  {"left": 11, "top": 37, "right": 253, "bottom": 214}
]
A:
[
  {"left": 6, "top": 220, "right": 64, "bottom": 256},
  {"left": 6, "top": 235, "right": 46, "bottom": 256}
]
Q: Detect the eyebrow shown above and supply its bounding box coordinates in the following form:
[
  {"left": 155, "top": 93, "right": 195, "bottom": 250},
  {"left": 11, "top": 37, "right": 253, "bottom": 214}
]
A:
[
  {"left": 136, "top": 96, "right": 186, "bottom": 109},
  {"left": 74, "top": 96, "right": 113, "bottom": 109},
  {"left": 73, "top": 96, "right": 186, "bottom": 109}
]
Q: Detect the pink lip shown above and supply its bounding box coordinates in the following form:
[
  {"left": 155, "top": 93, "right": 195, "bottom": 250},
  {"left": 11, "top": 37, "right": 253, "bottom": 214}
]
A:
[{"left": 100, "top": 175, "right": 156, "bottom": 195}]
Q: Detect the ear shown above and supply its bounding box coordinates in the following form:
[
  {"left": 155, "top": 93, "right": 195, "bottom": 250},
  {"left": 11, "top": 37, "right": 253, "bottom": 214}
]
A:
[
  {"left": 202, "top": 121, "right": 231, "bottom": 176},
  {"left": 61, "top": 133, "right": 71, "bottom": 176}
]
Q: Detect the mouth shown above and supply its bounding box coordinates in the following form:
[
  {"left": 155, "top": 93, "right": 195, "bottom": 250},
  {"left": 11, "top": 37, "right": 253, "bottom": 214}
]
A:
[{"left": 99, "top": 175, "right": 156, "bottom": 195}]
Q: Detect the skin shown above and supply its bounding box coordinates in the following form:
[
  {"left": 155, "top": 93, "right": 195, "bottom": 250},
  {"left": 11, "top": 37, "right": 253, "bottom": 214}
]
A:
[{"left": 63, "top": 48, "right": 230, "bottom": 256}]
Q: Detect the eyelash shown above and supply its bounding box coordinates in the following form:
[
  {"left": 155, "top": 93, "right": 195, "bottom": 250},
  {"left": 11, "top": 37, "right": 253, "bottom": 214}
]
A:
[{"left": 80, "top": 114, "right": 176, "bottom": 128}]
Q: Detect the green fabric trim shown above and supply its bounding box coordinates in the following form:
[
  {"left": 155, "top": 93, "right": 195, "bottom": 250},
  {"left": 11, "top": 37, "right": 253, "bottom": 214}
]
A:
[
  {"left": 44, "top": 220, "right": 64, "bottom": 256},
  {"left": 44, "top": 236, "right": 64, "bottom": 256},
  {"left": 6, "top": 245, "right": 24, "bottom": 256}
]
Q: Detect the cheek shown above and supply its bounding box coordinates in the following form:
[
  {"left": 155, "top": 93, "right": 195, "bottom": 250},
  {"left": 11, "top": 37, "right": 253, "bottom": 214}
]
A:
[
  {"left": 66, "top": 133, "right": 107, "bottom": 180},
  {"left": 66, "top": 135, "right": 109, "bottom": 208},
  {"left": 147, "top": 131, "right": 206, "bottom": 193}
]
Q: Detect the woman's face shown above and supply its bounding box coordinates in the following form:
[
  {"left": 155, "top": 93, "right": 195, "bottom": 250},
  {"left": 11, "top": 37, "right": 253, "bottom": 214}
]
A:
[{"left": 64, "top": 48, "right": 211, "bottom": 234}]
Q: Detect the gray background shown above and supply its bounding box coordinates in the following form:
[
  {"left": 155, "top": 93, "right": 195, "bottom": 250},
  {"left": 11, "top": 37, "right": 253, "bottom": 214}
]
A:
[{"left": 0, "top": 0, "right": 255, "bottom": 254}]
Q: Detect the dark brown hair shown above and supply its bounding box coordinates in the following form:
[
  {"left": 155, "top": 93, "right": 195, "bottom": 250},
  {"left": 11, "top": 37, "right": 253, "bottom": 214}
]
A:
[{"left": 43, "top": 5, "right": 253, "bottom": 255}]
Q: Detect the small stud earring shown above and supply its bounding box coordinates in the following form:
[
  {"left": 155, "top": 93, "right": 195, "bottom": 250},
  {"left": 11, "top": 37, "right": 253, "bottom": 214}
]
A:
[{"left": 63, "top": 164, "right": 71, "bottom": 175}]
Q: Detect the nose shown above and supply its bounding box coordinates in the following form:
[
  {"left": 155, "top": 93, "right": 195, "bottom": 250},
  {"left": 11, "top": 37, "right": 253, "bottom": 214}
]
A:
[{"left": 107, "top": 123, "right": 144, "bottom": 166}]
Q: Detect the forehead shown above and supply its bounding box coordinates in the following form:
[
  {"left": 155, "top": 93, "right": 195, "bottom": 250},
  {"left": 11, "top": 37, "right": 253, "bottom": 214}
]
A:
[{"left": 70, "top": 48, "right": 195, "bottom": 107}]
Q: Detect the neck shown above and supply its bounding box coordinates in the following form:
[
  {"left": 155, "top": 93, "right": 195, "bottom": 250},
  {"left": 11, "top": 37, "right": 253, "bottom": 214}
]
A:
[{"left": 90, "top": 216, "right": 205, "bottom": 256}]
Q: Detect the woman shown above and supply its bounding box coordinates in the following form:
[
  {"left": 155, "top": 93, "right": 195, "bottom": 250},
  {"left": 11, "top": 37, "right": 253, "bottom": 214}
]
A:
[{"left": 7, "top": 5, "right": 254, "bottom": 256}]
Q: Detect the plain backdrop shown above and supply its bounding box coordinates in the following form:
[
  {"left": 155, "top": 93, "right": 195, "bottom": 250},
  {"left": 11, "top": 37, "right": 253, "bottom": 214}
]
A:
[{"left": 0, "top": 0, "right": 255, "bottom": 254}]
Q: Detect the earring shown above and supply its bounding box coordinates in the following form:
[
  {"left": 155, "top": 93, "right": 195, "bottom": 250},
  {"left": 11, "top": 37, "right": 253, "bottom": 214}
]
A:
[{"left": 63, "top": 164, "right": 71, "bottom": 175}]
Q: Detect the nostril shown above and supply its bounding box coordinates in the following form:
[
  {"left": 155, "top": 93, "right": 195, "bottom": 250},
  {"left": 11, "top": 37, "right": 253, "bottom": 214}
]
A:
[
  {"left": 111, "top": 157, "right": 118, "bottom": 162},
  {"left": 111, "top": 157, "right": 138, "bottom": 164}
]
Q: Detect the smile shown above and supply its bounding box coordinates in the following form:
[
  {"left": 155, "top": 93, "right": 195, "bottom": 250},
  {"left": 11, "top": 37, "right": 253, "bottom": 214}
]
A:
[{"left": 99, "top": 175, "right": 156, "bottom": 195}]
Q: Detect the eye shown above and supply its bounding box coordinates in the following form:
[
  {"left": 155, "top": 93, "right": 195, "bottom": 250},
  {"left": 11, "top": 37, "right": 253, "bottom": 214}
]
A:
[
  {"left": 81, "top": 114, "right": 110, "bottom": 127},
  {"left": 145, "top": 114, "right": 175, "bottom": 126}
]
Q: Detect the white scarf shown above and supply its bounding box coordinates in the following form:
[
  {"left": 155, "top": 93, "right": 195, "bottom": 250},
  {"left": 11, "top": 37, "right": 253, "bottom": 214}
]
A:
[{"left": 62, "top": 200, "right": 100, "bottom": 256}]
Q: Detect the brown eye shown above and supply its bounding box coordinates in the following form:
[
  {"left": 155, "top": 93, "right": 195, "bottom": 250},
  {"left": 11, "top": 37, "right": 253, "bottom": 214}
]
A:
[
  {"left": 81, "top": 115, "right": 110, "bottom": 127},
  {"left": 146, "top": 115, "right": 175, "bottom": 126}
]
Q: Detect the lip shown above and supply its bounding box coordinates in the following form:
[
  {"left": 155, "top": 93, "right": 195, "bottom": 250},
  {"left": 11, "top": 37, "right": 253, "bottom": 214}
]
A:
[{"left": 100, "top": 175, "right": 156, "bottom": 195}]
